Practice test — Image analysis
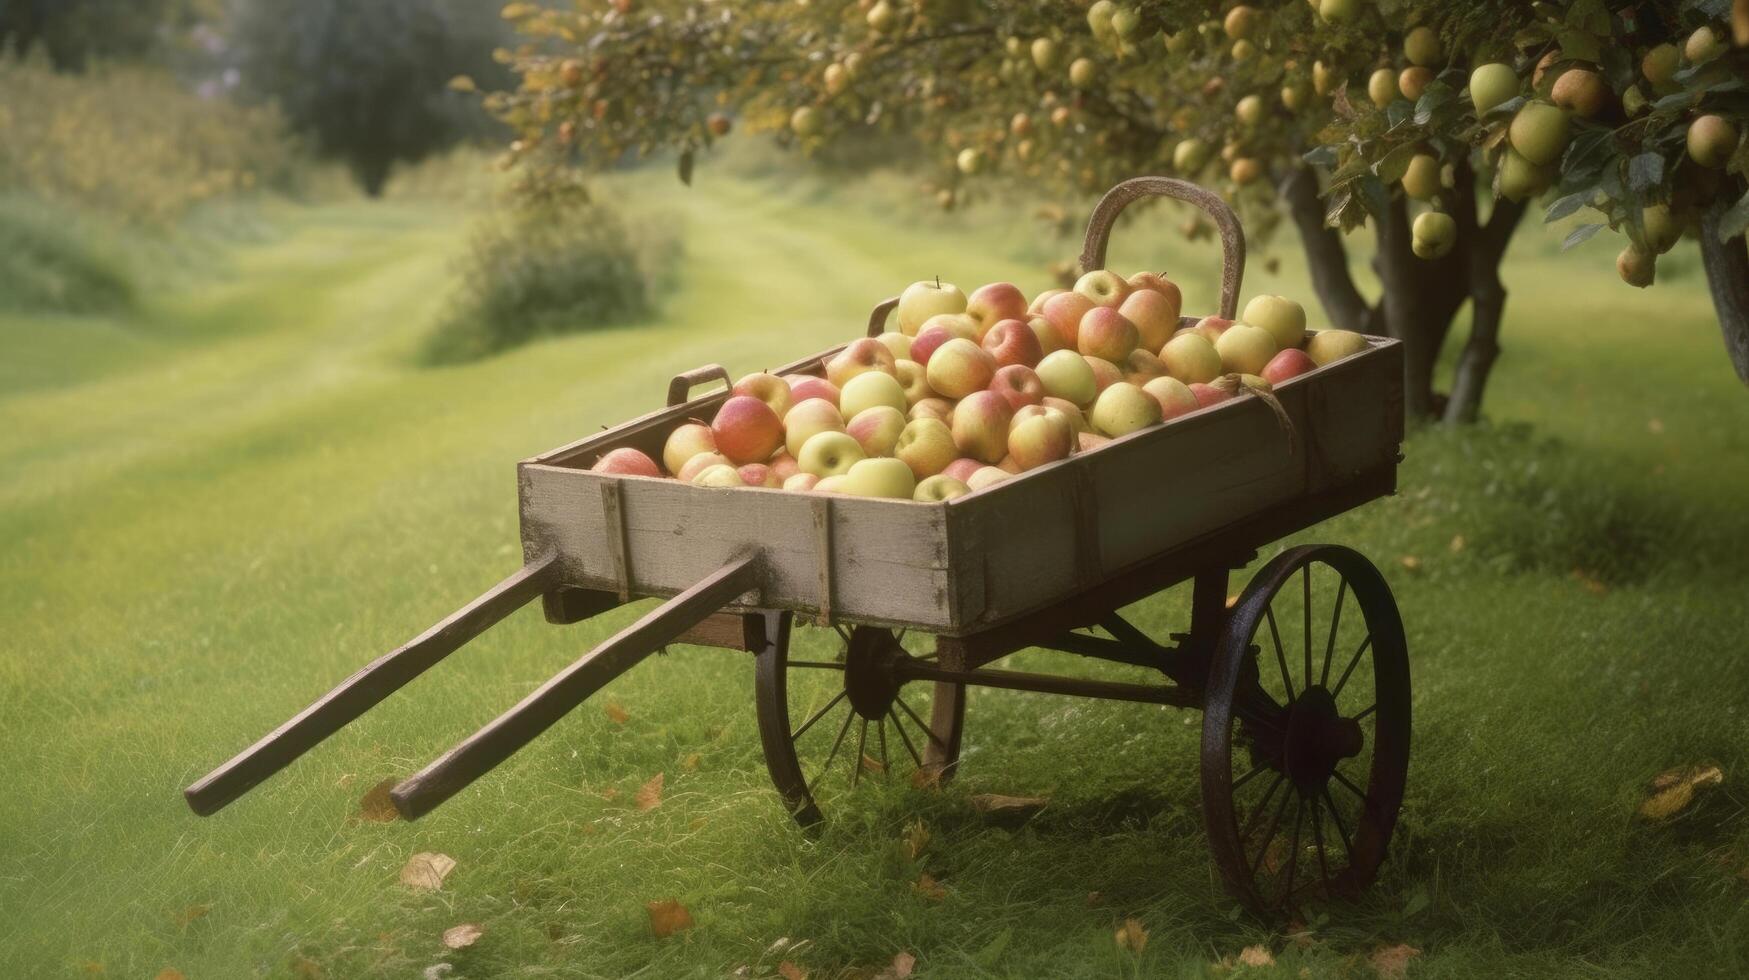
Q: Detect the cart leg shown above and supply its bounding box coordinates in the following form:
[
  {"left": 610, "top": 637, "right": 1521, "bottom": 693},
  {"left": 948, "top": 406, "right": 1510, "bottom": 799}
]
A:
[{"left": 1169, "top": 565, "right": 1233, "bottom": 692}]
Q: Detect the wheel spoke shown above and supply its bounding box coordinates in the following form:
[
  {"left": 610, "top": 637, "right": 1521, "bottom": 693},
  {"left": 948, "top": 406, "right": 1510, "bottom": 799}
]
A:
[
  {"left": 851, "top": 718, "right": 869, "bottom": 787},
  {"left": 1279, "top": 796, "right": 1305, "bottom": 904},
  {"left": 889, "top": 709, "right": 924, "bottom": 769},
  {"left": 1240, "top": 772, "right": 1287, "bottom": 842},
  {"left": 1321, "top": 786, "right": 1354, "bottom": 861},
  {"left": 1302, "top": 564, "right": 1313, "bottom": 692},
  {"left": 1264, "top": 605, "right": 1295, "bottom": 703},
  {"left": 1330, "top": 635, "right": 1372, "bottom": 698},
  {"left": 790, "top": 690, "right": 848, "bottom": 742},
  {"left": 1349, "top": 702, "right": 1377, "bottom": 723},
  {"left": 806, "top": 709, "right": 858, "bottom": 797},
  {"left": 833, "top": 624, "right": 854, "bottom": 646},
  {"left": 1232, "top": 763, "right": 1269, "bottom": 791},
  {"left": 895, "top": 695, "right": 947, "bottom": 750},
  {"left": 877, "top": 718, "right": 891, "bottom": 776},
  {"left": 787, "top": 660, "right": 849, "bottom": 670},
  {"left": 1311, "top": 796, "right": 1332, "bottom": 892},
  {"left": 1247, "top": 782, "right": 1294, "bottom": 878},
  {"left": 1320, "top": 578, "right": 1348, "bottom": 689},
  {"left": 1332, "top": 767, "right": 1367, "bottom": 803}
]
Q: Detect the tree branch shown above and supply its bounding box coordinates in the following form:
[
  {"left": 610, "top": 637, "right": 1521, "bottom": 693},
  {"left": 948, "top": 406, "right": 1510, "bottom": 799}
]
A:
[
  {"left": 1279, "top": 164, "right": 1372, "bottom": 332},
  {"left": 1700, "top": 191, "right": 1749, "bottom": 387}
]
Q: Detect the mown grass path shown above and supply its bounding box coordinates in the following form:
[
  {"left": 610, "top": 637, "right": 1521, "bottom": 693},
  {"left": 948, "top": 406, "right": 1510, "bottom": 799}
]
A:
[{"left": 3, "top": 175, "right": 1747, "bottom": 978}]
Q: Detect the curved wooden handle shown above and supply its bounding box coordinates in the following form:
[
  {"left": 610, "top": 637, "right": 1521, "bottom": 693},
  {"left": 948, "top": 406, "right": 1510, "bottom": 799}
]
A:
[
  {"left": 866, "top": 296, "right": 900, "bottom": 337},
  {"left": 666, "top": 364, "right": 732, "bottom": 407},
  {"left": 1079, "top": 177, "right": 1246, "bottom": 320}
]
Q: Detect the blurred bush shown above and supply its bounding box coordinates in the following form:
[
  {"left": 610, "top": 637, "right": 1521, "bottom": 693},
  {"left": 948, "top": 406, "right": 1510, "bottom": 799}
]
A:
[
  {"left": 0, "top": 193, "right": 134, "bottom": 313},
  {"left": 422, "top": 197, "right": 680, "bottom": 364}
]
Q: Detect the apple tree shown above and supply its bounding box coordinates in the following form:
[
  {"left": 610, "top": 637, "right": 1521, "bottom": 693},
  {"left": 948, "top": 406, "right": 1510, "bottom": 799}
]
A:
[{"left": 484, "top": 0, "right": 1749, "bottom": 420}]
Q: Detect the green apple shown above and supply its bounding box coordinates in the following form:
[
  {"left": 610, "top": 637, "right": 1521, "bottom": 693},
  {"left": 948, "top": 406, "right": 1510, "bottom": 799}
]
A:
[
  {"left": 1642, "top": 204, "right": 1681, "bottom": 255},
  {"left": 846, "top": 405, "right": 907, "bottom": 457},
  {"left": 1497, "top": 148, "right": 1551, "bottom": 202},
  {"left": 1090, "top": 381, "right": 1163, "bottom": 438},
  {"left": 1318, "top": 0, "right": 1360, "bottom": 25},
  {"left": 1686, "top": 25, "right": 1724, "bottom": 64},
  {"left": 691, "top": 463, "right": 744, "bottom": 487},
  {"left": 956, "top": 147, "right": 984, "bottom": 175},
  {"left": 1224, "top": 5, "right": 1258, "bottom": 39},
  {"left": 840, "top": 457, "right": 915, "bottom": 499},
  {"left": 1403, "top": 25, "right": 1442, "bottom": 66},
  {"left": 1368, "top": 68, "right": 1397, "bottom": 108},
  {"left": 1036, "top": 349, "right": 1098, "bottom": 406},
  {"left": 1642, "top": 43, "right": 1680, "bottom": 90},
  {"left": 914, "top": 474, "right": 970, "bottom": 502},
  {"left": 790, "top": 106, "right": 822, "bottom": 136},
  {"left": 1235, "top": 94, "right": 1265, "bottom": 126},
  {"left": 1214, "top": 323, "right": 1279, "bottom": 375},
  {"left": 1305, "top": 329, "right": 1369, "bottom": 366},
  {"left": 797, "top": 430, "right": 866, "bottom": 478},
  {"left": 897, "top": 279, "right": 968, "bottom": 336},
  {"left": 1617, "top": 244, "right": 1655, "bottom": 288},
  {"left": 783, "top": 398, "right": 845, "bottom": 457},
  {"left": 1313, "top": 60, "right": 1337, "bottom": 96},
  {"left": 865, "top": 0, "right": 896, "bottom": 32},
  {"left": 1161, "top": 332, "right": 1223, "bottom": 384},
  {"left": 1687, "top": 115, "right": 1738, "bottom": 168},
  {"left": 1110, "top": 6, "right": 1140, "bottom": 38},
  {"left": 1069, "top": 57, "right": 1096, "bottom": 89},
  {"left": 1469, "top": 63, "right": 1519, "bottom": 115},
  {"left": 1240, "top": 295, "right": 1306, "bottom": 351},
  {"left": 1412, "top": 211, "right": 1457, "bottom": 259},
  {"left": 1173, "top": 138, "right": 1211, "bottom": 173},
  {"left": 662, "top": 422, "right": 717, "bottom": 476},
  {"left": 839, "top": 370, "right": 908, "bottom": 418},
  {"left": 1086, "top": 0, "right": 1116, "bottom": 36},
  {"left": 895, "top": 417, "right": 957, "bottom": 478},
  {"left": 1509, "top": 102, "right": 1569, "bottom": 166},
  {"left": 1031, "top": 37, "right": 1060, "bottom": 71},
  {"left": 1401, "top": 153, "right": 1441, "bottom": 200}
]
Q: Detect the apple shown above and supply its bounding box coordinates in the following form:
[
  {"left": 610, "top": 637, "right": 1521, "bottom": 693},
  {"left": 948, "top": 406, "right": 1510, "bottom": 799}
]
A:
[
  {"left": 1230, "top": 158, "right": 1263, "bottom": 186},
  {"left": 1041, "top": 396, "right": 1089, "bottom": 432},
  {"left": 783, "top": 398, "right": 846, "bottom": 457},
  {"left": 956, "top": 148, "right": 983, "bottom": 176},
  {"left": 839, "top": 370, "right": 908, "bottom": 418},
  {"left": 1035, "top": 349, "right": 1097, "bottom": 406},
  {"left": 1142, "top": 376, "right": 1199, "bottom": 420},
  {"left": 1688, "top": 115, "right": 1739, "bottom": 168},
  {"left": 1118, "top": 288, "right": 1179, "bottom": 351},
  {"left": 769, "top": 452, "right": 801, "bottom": 483},
  {"left": 1497, "top": 148, "right": 1552, "bottom": 201},
  {"left": 1642, "top": 204, "right": 1681, "bottom": 255},
  {"left": 914, "top": 474, "right": 970, "bottom": 502},
  {"left": 840, "top": 457, "right": 916, "bottom": 499},
  {"left": 1642, "top": 44, "right": 1680, "bottom": 89},
  {"left": 925, "top": 338, "right": 998, "bottom": 399},
  {"left": 662, "top": 423, "right": 717, "bottom": 476},
  {"left": 1031, "top": 37, "right": 1059, "bottom": 71},
  {"left": 1399, "top": 66, "right": 1434, "bottom": 102},
  {"left": 892, "top": 359, "right": 934, "bottom": 405},
  {"left": 1400, "top": 153, "right": 1440, "bottom": 200},
  {"left": 732, "top": 372, "right": 792, "bottom": 417},
  {"left": 1224, "top": 4, "right": 1258, "bottom": 40},
  {"left": 894, "top": 417, "right": 957, "bottom": 478},
  {"left": 1085, "top": 355, "right": 1124, "bottom": 394},
  {"left": 797, "top": 430, "right": 866, "bottom": 477},
  {"left": 677, "top": 452, "right": 730, "bottom": 482},
  {"left": 865, "top": 0, "right": 896, "bottom": 32},
  {"left": 897, "top": 279, "right": 968, "bottom": 336},
  {"left": 942, "top": 457, "right": 985, "bottom": 483},
  {"left": 1686, "top": 24, "right": 1724, "bottom": 63},
  {"left": 846, "top": 405, "right": 907, "bottom": 457},
  {"left": 1617, "top": 245, "right": 1655, "bottom": 288},
  {"left": 982, "top": 318, "right": 1045, "bottom": 367},
  {"left": 738, "top": 463, "right": 780, "bottom": 488},
  {"left": 1403, "top": 25, "right": 1442, "bottom": 66},
  {"left": 783, "top": 473, "right": 820, "bottom": 492},
  {"left": 1304, "top": 329, "right": 1369, "bottom": 366},
  {"left": 1191, "top": 315, "right": 1236, "bottom": 344},
  {"left": 997, "top": 455, "right": 1022, "bottom": 474},
  {"left": 1509, "top": 102, "right": 1569, "bottom": 166},
  {"left": 910, "top": 313, "right": 979, "bottom": 366},
  {"left": 1469, "top": 63, "right": 1519, "bottom": 115},
  {"left": 790, "top": 106, "right": 822, "bottom": 136},
  {"left": 1124, "top": 348, "right": 1167, "bottom": 381},
  {"left": 1069, "top": 57, "right": 1096, "bottom": 89},
  {"left": 1281, "top": 81, "right": 1311, "bottom": 111},
  {"left": 909, "top": 397, "right": 954, "bottom": 423},
  {"left": 692, "top": 463, "right": 745, "bottom": 487},
  {"left": 785, "top": 374, "right": 839, "bottom": 407},
  {"left": 1077, "top": 306, "right": 1140, "bottom": 363},
  {"left": 826, "top": 337, "right": 898, "bottom": 388},
  {"left": 1215, "top": 324, "right": 1279, "bottom": 375},
  {"left": 874, "top": 331, "right": 912, "bottom": 362},
  {"left": 1040, "top": 290, "right": 1096, "bottom": 349},
  {"left": 1078, "top": 431, "right": 1111, "bottom": 453},
  {"left": 966, "top": 466, "right": 1010, "bottom": 491},
  {"left": 1074, "top": 269, "right": 1130, "bottom": 308},
  {"left": 1261, "top": 348, "right": 1318, "bottom": 385},
  {"left": 1007, "top": 405, "right": 1075, "bottom": 471},
  {"left": 1412, "top": 211, "right": 1457, "bottom": 259},
  {"left": 1029, "top": 288, "right": 1064, "bottom": 314},
  {"left": 988, "top": 364, "right": 1046, "bottom": 411},
  {"left": 1313, "top": 60, "right": 1337, "bottom": 96},
  {"left": 966, "top": 282, "right": 1029, "bottom": 337},
  {"left": 1235, "top": 94, "right": 1265, "bottom": 126},
  {"left": 1161, "top": 332, "right": 1223, "bottom": 384},
  {"left": 1173, "top": 138, "right": 1211, "bottom": 172},
  {"left": 1551, "top": 68, "right": 1610, "bottom": 119},
  {"left": 591, "top": 447, "right": 662, "bottom": 478},
  {"left": 1318, "top": 0, "right": 1359, "bottom": 24},
  {"left": 1188, "top": 382, "right": 1233, "bottom": 409},
  {"left": 1240, "top": 295, "right": 1307, "bottom": 351},
  {"left": 1368, "top": 68, "right": 1397, "bottom": 108},
  {"left": 712, "top": 394, "right": 784, "bottom": 464},
  {"left": 951, "top": 390, "right": 1015, "bottom": 464},
  {"left": 1091, "top": 381, "right": 1163, "bottom": 438}
]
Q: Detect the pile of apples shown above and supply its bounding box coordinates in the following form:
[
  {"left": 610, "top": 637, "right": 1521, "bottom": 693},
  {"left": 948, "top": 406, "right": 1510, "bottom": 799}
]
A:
[{"left": 591, "top": 271, "right": 1371, "bottom": 501}]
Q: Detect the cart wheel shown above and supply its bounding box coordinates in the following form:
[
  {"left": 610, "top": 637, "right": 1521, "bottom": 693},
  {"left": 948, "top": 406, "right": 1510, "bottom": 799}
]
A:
[
  {"left": 754, "top": 613, "right": 964, "bottom": 827},
  {"left": 1201, "top": 545, "right": 1410, "bottom": 914}
]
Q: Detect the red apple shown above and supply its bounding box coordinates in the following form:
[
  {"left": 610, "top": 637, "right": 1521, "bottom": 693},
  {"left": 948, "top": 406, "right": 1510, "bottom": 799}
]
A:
[
  {"left": 846, "top": 405, "right": 907, "bottom": 457},
  {"left": 1040, "top": 290, "right": 1096, "bottom": 349},
  {"left": 909, "top": 397, "right": 954, "bottom": 424},
  {"left": 943, "top": 457, "right": 985, "bottom": 483},
  {"left": 1026, "top": 314, "right": 1067, "bottom": 356},
  {"left": 1078, "top": 306, "right": 1140, "bottom": 363},
  {"left": 738, "top": 463, "right": 780, "bottom": 488},
  {"left": 677, "top": 451, "right": 731, "bottom": 482},
  {"left": 1188, "top": 382, "right": 1234, "bottom": 409},
  {"left": 1126, "top": 271, "right": 1181, "bottom": 309},
  {"left": 1084, "top": 355, "right": 1124, "bottom": 394},
  {"left": 910, "top": 315, "right": 978, "bottom": 366},
  {"left": 826, "top": 337, "right": 897, "bottom": 388},
  {"left": 732, "top": 372, "right": 792, "bottom": 417},
  {"left": 1007, "top": 405, "right": 1076, "bottom": 471},
  {"left": 1074, "top": 268, "right": 1131, "bottom": 308},
  {"left": 1191, "top": 316, "right": 1235, "bottom": 344},
  {"left": 951, "top": 390, "right": 1014, "bottom": 463},
  {"left": 769, "top": 452, "right": 801, "bottom": 482},
  {"left": 1119, "top": 287, "right": 1181, "bottom": 352},
  {"left": 1142, "top": 376, "right": 1199, "bottom": 420},
  {"left": 988, "top": 364, "right": 1046, "bottom": 411},
  {"left": 966, "top": 281, "right": 1029, "bottom": 338},
  {"left": 1028, "top": 288, "right": 1065, "bottom": 314},
  {"left": 591, "top": 447, "right": 661, "bottom": 477},
  {"left": 1261, "top": 348, "right": 1318, "bottom": 385},
  {"left": 662, "top": 423, "right": 717, "bottom": 476},
  {"left": 982, "top": 317, "right": 1045, "bottom": 368},
  {"left": 712, "top": 395, "right": 784, "bottom": 465},
  {"left": 784, "top": 374, "right": 840, "bottom": 407}
]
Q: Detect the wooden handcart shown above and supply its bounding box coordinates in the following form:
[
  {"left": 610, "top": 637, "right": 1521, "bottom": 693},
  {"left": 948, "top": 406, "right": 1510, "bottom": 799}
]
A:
[{"left": 187, "top": 178, "right": 1409, "bottom": 915}]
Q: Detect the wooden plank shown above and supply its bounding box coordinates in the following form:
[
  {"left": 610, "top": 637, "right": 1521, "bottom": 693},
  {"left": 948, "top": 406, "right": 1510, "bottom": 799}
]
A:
[
  {"left": 390, "top": 556, "right": 762, "bottom": 820},
  {"left": 676, "top": 611, "right": 765, "bottom": 651},
  {"left": 601, "top": 478, "right": 631, "bottom": 602},
  {"left": 184, "top": 555, "right": 559, "bottom": 816},
  {"left": 812, "top": 495, "right": 833, "bottom": 625}
]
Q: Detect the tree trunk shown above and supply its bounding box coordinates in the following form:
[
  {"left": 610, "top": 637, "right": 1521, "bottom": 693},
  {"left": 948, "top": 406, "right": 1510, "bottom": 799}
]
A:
[
  {"left": 1700, "top": 194, "right": 1749, "bottom": 387},
  {"left": 1280, "top": 165, "right": 1371, "bottom": 333},
  {"left": 1444, "top": 186, "right": 1526, "bottom": 424},
  {"left": 354, "top": 155, "right": 393, "bottom": 198}
]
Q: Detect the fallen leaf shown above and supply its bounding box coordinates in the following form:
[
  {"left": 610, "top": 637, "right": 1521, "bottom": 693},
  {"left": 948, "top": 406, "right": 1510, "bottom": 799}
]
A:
[
  {"left": 79, "top": 963, "right": 104, "bottom": 975},
  {"left": 911, "top": 765, "right": 943, "bottom": 790},
  {"left": 913, "top": 872, "right": 947, "bottom": 900},
  {"left": 636, "top": 772, "right": 665, "bottom": 811},
  {"left": 1369, "top": 943, "right": 1420, "bottom": 978},
  {"left": 599, "top": 786, "right": 621, "bottom": 802},
  {"left": 1639, "top": 764, "right": 1724, "bottom": 821},
  {"left": 1238, "top": 945, "right": 1275, "bottom": 967},
  {"left": 646, "top": 898, "right": 694, "bottom": 937},
  {"left": 154, "top": 970, "right": 186, "bottom": 980},
  {"left": 861, "top": 753, "right": 886, "bottom": 774},
  {"left": 903, "top": 820, "right": 929, "bottom": 861},
  {"left": 359, "top": 778, "right": 400, "bottom": 823},
  {"left": 442, "top": 923, "right": 483, "bottom": 950},
  {"left": 884, "top": 951, "right": 917, "bottom": 979},
  {"left": 681, "top": 752, "right": 701, "bottom": 772},
  {"left": 1647, "top": 417, "right": 1665, "bottom": 435},
  {"left": 172, "top": 904, "right": 209, "bottom": 927},
  {"left": 1114, "top": 918, "right": 1149, "bottom": 953},
  {"left": 778, "top": 961, "right": 808, "bottom": 980},
  {"left": 969, "top": 793, "right": 1048, "bottom": 817},
  {"left": 1086, "top": 891, "right": 1104, "bottom": 907},
  {"left": 400, "top": 852, "right": 457, "bottom": 891},
  {"left": 1399, "top": 555, "right": 1421, "bottom": 572},
  {"left": 291, "top": 956, "right": 323, "bottom": 979},
  {"left": 605, "top": 702, "right": 630, "bottom": 724},
  {"left": 1571, "top": 569, "right": 1608, "bottom": 595},
  {"left": 1448, "top": 534, "right": 1465, "bottom": 554}
]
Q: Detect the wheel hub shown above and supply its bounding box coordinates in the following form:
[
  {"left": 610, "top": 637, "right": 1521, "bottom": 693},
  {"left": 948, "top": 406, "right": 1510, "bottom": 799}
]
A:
[
  {"left": 1282, "top": 686, "right": 1364, "bottom": 796},
  {"left": 843, "top": 627, "right": 905, "bottom": 720}
]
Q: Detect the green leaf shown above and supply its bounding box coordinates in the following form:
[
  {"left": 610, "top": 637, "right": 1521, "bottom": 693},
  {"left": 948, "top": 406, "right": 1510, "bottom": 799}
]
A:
[
  {"left": 1719, "top": 190, "right": 1749, "bottom": 243},
  {"left": 1561, "top": 223, "right": 1605, "bottom": 251},
  {"left": 1627, "top": 152, "right": 1665, "bottom": 193},
  {"left": 1373, "top": 143, "right": 1421, "bottom": 185},
  {"left": 1413, "top": 83, "right": 1457, "bottom": 126},
  {"left": 1557, "top": 28, "right": 1602, "bottom": 64},
  {"left": 1544, "top": 192, "right": 1589, "bottom": 223},
  {"left": 677, "top": 149, "right": 695, "bottom": 186}
]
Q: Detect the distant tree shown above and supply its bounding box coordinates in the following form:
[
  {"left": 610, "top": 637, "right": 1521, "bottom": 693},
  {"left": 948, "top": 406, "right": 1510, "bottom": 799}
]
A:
[
  {"left": 0, "top": 0, "right": 203, "bottom": 70},
  {"left": 230, "top": 0, "right": 508, "bottom": 196}
]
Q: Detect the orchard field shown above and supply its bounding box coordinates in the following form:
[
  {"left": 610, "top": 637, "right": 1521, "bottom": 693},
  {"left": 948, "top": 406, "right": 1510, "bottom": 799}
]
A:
[{"left": 3, "top": 167, "right": 1748, "bottom": 978}]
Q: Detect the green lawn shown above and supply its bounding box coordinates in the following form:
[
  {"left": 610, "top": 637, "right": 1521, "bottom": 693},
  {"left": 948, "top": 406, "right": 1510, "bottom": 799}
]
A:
[{"left": 3, "top": 171, "right": 1747, "bottom": 979}]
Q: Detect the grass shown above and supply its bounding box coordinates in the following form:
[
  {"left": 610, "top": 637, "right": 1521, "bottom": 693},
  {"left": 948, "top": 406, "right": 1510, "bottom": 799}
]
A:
[{"left": 2, "top": 165, "right": 1747, "bottom": 979}]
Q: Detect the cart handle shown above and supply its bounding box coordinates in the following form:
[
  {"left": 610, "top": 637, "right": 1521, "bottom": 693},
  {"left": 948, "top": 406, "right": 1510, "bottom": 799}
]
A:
[
  {"left": 865, "top": 296, "right": 899, "bottom": 337},
  {"left": 1079, "top": 177, "right": 1246, "bottom": 321},
  {"left": 666, "top": 363, "right": 732, "bottom": 407}
]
